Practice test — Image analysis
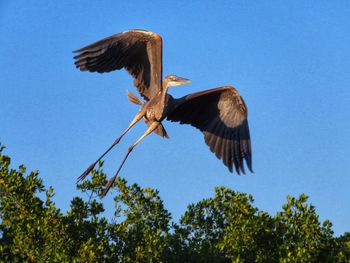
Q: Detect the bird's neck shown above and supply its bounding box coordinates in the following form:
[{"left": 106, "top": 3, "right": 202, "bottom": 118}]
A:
[
  {"left": 155, "top": 80, "right": 170, "bottom": 116},
  {"left": 162, "top": 79, "right": 170, "bottom": 94}
]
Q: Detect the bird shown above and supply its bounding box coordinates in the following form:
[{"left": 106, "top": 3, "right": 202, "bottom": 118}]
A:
[{"left": 73, "top": 29, "right": 252, "bottom": 196}]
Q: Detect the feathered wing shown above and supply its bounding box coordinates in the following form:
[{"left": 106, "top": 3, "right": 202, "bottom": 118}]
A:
[
  {"left": 167, "top": 86, "right": 252, "bottom": 174},
  {"left": 73, "top": 30, "right": 163, "bottom": 101}
]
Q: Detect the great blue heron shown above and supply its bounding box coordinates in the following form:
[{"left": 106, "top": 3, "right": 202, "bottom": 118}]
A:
[{"left": 74, "top": 29, "right": 252, "bottom": 195}]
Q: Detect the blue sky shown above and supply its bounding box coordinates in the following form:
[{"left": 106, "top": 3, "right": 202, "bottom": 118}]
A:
[{"left": 1, "top": 1, "right": 349, "bottom": 235}]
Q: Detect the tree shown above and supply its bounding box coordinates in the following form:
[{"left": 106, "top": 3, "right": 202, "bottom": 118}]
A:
[
  {"left": 177, "top": 188, "right": 277, "bottom": 262},
  {"left": 0, "top": 143, "right": 349, "bottom": 262},
  {"left": 274, "top": 194, "right": 337, "bottom": 262}
]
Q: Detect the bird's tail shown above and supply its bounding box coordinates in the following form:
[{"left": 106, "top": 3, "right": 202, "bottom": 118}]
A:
[{"left": 127, "top": 90, "right": 144, "bottom": 105}]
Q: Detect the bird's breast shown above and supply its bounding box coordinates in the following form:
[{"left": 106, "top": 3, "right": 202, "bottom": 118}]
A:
[
  {"left": 144, "top": 93, "right": 170, "bottom": 121},
  {"left": 145, "top": 101, "right": 164, "bottom": 120},
  {"left": 145, "top": 108, "right": 157, "bottom": 120}
]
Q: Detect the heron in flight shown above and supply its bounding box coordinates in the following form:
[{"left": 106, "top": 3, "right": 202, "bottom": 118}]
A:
[{"left": 74, "top": 29, "right": 252, "bottom": 195}]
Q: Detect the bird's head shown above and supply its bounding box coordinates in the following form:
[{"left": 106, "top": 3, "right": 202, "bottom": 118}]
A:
[{"left": 163, "top": 75, "right": 191, "bottom": 91}]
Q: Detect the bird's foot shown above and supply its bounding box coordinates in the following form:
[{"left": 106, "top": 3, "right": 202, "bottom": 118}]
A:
[{"left": 77, "top": 162, "right": 97, "bottom": 183}]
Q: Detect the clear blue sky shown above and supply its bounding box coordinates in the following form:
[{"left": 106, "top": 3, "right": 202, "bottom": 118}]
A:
[{"left": 1, "top": 1, "right": 349, "bottom": 235}]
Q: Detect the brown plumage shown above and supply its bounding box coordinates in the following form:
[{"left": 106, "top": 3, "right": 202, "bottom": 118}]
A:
[
  {"left": 74, "top": 30, "right": 162, "bottom": 101},
  {"left": 73, "top": 29, "right": 253, "bottom": 195},
  {"left": 167, "top": 86, "right": 251, "bottom": 174}
]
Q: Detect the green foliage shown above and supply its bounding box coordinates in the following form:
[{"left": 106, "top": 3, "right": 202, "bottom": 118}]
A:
[
  {"left": 0, "top": 143, "right": 349, "bottom": 262},
  {"left": 178, "top": 188, "right": 277, "bottom": 262},
  {"left": 274, "top": 194, "right": 337, "bottom": 262}
]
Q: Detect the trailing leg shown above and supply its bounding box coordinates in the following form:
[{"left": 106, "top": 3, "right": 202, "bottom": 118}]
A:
[
  {"left": 77, "top": 109, "right": 146, "bottom": 182},
  {"left": 103, "top": 121, "right": 160, "bottom": 196}
]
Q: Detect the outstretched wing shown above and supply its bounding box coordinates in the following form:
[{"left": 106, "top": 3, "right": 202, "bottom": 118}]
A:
[
  {"left": 73, "top": 29, "right": 163, "bottom": 101},
  {"left": 167, "top": 86, "right": 252, "bottom": 174}
]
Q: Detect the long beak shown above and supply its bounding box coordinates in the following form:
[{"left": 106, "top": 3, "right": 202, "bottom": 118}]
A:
[{"left": 177, "top": 77, "right": 191, "bottom": 85}]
